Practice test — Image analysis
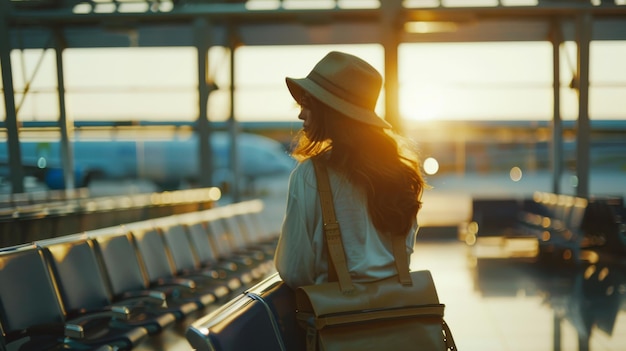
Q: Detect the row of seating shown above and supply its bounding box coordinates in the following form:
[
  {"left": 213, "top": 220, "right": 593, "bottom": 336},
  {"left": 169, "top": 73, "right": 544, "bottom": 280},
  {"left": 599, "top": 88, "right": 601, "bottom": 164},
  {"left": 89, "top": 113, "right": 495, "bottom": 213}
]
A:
[
  {"left": 0, "top": 187, "right": 222, "bottom": 247},
  {"left": 516, "top": 192, "right": 590, "bottom": 262},
  {"left": 579, "top": 196, "right": 626, "bottom": 258},
  {"left": 466, "top": 191, "right": 626, "bottom": 264},
  {"left": 0, "top": 188, "right": 91, "bottom": 208},
  {"left": 0, "top": 199, "right": 278, "bottom": 351}
]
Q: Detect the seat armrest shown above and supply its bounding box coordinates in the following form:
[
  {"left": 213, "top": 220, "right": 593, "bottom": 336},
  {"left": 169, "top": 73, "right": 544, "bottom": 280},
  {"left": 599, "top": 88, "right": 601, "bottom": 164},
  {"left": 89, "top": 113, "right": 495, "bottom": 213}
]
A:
[
  {"left": 117, "top": 290, "right": 167, "bottom": 307},
  {"left": 20, "top": 322, "right": 65, "bottom": 337},
  {"left": 156, "top": 277, "right": 196, "bottom": 290},
  {"left": 217, "top": 261, "right": 239, "bottom": 272},
  {"left": 65, "top": 306, "right": 131, "bottom": 339}
]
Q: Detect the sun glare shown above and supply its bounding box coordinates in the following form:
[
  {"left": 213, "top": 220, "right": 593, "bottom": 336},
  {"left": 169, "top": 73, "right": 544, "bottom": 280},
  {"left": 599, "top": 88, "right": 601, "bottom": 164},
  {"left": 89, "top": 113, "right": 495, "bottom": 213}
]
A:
[
  {"left": 400, "top": 87, "right": 444, "bottom": 121},
  {"left": 423, "top": 157, "right": 440, "bottom": 175},
  {"left": 509, "top": 166, "right": 523, "bottom": 182}
]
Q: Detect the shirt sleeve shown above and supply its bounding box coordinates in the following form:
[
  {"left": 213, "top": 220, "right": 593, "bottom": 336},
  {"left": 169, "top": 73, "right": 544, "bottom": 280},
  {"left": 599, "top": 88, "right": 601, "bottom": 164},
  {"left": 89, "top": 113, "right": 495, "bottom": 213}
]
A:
[{"left": 274, "top": 163, "right": 317, "bottom": 288}]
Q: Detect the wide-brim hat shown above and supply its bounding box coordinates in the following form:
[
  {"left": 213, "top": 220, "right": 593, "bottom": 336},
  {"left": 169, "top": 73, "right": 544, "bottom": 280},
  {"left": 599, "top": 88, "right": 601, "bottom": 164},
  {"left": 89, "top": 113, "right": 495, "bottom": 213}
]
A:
[{"left": 286, "top": 51, "right": 392, "bottom": 129}]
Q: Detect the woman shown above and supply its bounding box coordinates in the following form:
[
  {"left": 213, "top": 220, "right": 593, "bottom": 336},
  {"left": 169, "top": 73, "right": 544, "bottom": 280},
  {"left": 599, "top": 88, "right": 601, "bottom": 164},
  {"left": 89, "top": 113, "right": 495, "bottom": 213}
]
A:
[{"left": 274, "top": 51, "right": 426, "bottom": 289}]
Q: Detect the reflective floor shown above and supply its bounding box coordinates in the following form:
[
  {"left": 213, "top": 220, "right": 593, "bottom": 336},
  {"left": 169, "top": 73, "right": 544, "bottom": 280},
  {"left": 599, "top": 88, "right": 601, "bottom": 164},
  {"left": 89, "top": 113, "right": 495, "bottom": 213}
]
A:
[
  {"left": 135, "top": 239, "right": 626, "bottom": 351},
  {"left": 412, "top": 238, "right": 626, "bottom": 351},
  {"left": 133, "top": 174, "right": 626, "bottom": 351}
]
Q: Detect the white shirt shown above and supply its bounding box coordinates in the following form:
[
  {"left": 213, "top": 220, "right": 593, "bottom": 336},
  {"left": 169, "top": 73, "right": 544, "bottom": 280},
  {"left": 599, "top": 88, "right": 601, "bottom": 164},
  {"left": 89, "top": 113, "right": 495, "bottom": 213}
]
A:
[{"left": 274, "top": 158, "right": 418, "bottom": 289}]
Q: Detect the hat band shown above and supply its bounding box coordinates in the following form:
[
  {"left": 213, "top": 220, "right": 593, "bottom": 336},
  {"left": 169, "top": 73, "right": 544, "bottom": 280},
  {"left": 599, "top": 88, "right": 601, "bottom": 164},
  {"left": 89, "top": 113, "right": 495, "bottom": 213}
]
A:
[{"left": 308, "top": 71, "right": 374, "bottom": 111}]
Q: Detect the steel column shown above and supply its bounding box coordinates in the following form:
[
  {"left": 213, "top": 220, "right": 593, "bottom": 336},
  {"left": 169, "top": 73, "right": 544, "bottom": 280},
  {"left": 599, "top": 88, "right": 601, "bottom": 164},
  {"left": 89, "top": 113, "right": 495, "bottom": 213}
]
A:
[
  {"left": 0, "top": 1, "right": 25, "bottom": 193},
  {"left": 54, "top": 28, "right": 75, "bottom": 190},
  {"left": 381, "top": 0, "right": 402, "bottom": 132},
  {"left": 550, "top": 20, "right": 563, "bottom": 195},
  {"left": 194, "top": 17, "right": 214, "bottom": 188},
  {"left": 228, "top": 27, "right": 241, "bottom": 201},
  {"left": 575, "top": 12, "right": 591, "bottom": 199}
]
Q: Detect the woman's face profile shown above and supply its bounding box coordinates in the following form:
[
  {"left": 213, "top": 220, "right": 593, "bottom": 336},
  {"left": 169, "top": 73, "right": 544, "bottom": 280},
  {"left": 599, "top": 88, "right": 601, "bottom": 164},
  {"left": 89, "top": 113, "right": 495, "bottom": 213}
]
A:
[
  {"left": 298, "top": 94, "right": 314, "bottom": 133},
  {"left": 298, "top": 94, "right": 326, "bottom": 142}
]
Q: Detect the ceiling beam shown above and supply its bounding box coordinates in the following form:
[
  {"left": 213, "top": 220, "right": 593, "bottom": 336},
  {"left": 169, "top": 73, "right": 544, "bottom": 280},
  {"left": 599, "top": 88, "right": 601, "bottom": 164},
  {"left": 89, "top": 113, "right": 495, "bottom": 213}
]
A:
[{"left": 7, "top": 3, "right": 626, "bottom": 50}]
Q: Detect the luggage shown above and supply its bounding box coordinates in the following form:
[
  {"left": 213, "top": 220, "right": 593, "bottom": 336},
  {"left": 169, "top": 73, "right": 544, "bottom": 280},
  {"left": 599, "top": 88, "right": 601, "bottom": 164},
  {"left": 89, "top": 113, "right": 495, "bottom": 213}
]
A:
[{"left": 186, "top": 273, "right": 305, "bottom": 351}]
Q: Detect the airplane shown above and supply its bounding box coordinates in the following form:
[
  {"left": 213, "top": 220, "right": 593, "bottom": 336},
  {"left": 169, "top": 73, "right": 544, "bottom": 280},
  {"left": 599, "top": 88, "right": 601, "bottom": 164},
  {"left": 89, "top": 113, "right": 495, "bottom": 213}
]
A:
[{"left": 0, "top": 131, "right": 297, "bottom": 192}]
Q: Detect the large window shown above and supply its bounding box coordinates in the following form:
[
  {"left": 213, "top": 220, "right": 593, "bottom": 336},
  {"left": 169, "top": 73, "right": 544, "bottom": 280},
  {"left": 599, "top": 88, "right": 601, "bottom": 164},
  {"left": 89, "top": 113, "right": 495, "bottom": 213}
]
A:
[{"left": 2, "top": 41, "right": 625, "bottom": 123}]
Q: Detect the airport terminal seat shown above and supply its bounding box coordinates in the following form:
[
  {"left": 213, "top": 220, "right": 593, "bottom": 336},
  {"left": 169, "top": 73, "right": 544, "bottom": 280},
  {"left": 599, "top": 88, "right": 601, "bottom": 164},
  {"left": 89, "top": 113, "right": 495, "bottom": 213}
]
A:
[
  {"left": 126, "top": 221, "right": 227, "bottom": 309},
  {"left": 151, "top": 216, "right": 236, "bottom": 300},
  {"left": 186, "top": 273, "right": 305, "bottom": 351},
  {"left": 219, "top": 214, "right": 273, "bottom": 272},
  {"left": 36, "top": 236, "right": 177, "bottom": 336},
  {"left": 220, "top": 207, "right": 276, "bottom": 263},
  {"left": 184, "top": 214, "right": 256, "bottom": 288},
  {"left": 89, "top": 228, "right": 200, "bottom": 321},
  {"left": 514, "top": 193, "right": 587, "bottom": 262},
  {"left": 187, "top": 209, "right": 260, "bottom": 284},
  {"left": 0, "top": 244, "right": 148, "bottom": 351},
  {"left": 514, "top": 201, "right": 545, "bottom": 239},
  {"left": 6, "top": 204, "right": 49, "bottom": 245},
  {"left": 156, "top": 216, "right": 244, "bottom": 295},
  {"left": 580, "top": 198, "right": 626, "bottom": 256},
  {"left": 204, "top": 210, "right": 269, "bottom": 281},
  {"left": 471, "top": 198, "right": 523, "bottom": 237},
  {"left": 235, "top": 204, "right": 279, "bottom": 256}
]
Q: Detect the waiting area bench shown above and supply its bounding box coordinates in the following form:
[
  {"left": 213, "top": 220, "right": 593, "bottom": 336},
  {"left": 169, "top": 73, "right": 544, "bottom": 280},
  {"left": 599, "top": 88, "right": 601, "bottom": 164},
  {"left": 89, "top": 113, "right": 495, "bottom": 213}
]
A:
[
  {"left": 0, "top": 187, "right": 221, "bottom": 247},
  {"left": 466, "top": 192, "right": 626, "bottom": 264},
  {"left": 0, "top": 199, "right": 278, "bottom": 351}
]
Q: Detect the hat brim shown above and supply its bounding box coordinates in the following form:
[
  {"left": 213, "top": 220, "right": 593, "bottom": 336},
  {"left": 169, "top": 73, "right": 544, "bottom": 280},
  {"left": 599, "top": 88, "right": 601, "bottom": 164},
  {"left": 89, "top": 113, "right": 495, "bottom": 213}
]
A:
[{"left": 286, "top": 77, "right": 391, "bottom": 129}]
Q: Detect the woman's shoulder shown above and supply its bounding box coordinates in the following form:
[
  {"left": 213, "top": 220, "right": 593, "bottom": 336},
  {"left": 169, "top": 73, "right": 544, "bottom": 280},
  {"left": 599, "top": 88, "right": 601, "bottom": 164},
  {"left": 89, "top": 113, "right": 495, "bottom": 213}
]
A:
[
  {"left": 291, "top": 152, "right": 338, "bottom": 185},
  {"left": 293, "top": 157, "right": 315, "bottom": 174},
  {"left": 289, "top": 158, "right": 317, "bottom": 188}
]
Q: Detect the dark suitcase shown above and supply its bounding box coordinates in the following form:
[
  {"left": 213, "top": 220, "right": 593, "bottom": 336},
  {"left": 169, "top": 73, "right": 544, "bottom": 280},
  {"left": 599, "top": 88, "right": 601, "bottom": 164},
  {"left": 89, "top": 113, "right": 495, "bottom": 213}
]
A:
[{"left": 186, "top": 273, "right": 305, "bottom": 351}]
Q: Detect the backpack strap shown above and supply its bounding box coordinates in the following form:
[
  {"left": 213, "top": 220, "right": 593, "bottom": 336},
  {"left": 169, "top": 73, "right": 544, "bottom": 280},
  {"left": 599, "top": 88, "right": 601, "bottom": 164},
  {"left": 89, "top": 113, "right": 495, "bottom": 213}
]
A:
[
  {"left": 312, "top": 157, "right": 413, "bottom": 291},
  {"left": 391, "top": 235, "right": 413, "bottom": 286},
  {"left": 312, "top": 157, "right": 354, "bottom": 294}
]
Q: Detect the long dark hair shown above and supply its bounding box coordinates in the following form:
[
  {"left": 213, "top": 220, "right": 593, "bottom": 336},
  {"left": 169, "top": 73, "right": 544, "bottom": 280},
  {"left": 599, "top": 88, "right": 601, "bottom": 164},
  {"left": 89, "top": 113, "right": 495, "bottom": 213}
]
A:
[{"left": 291, "top": 96, "right": 425, "bottom": 237}]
